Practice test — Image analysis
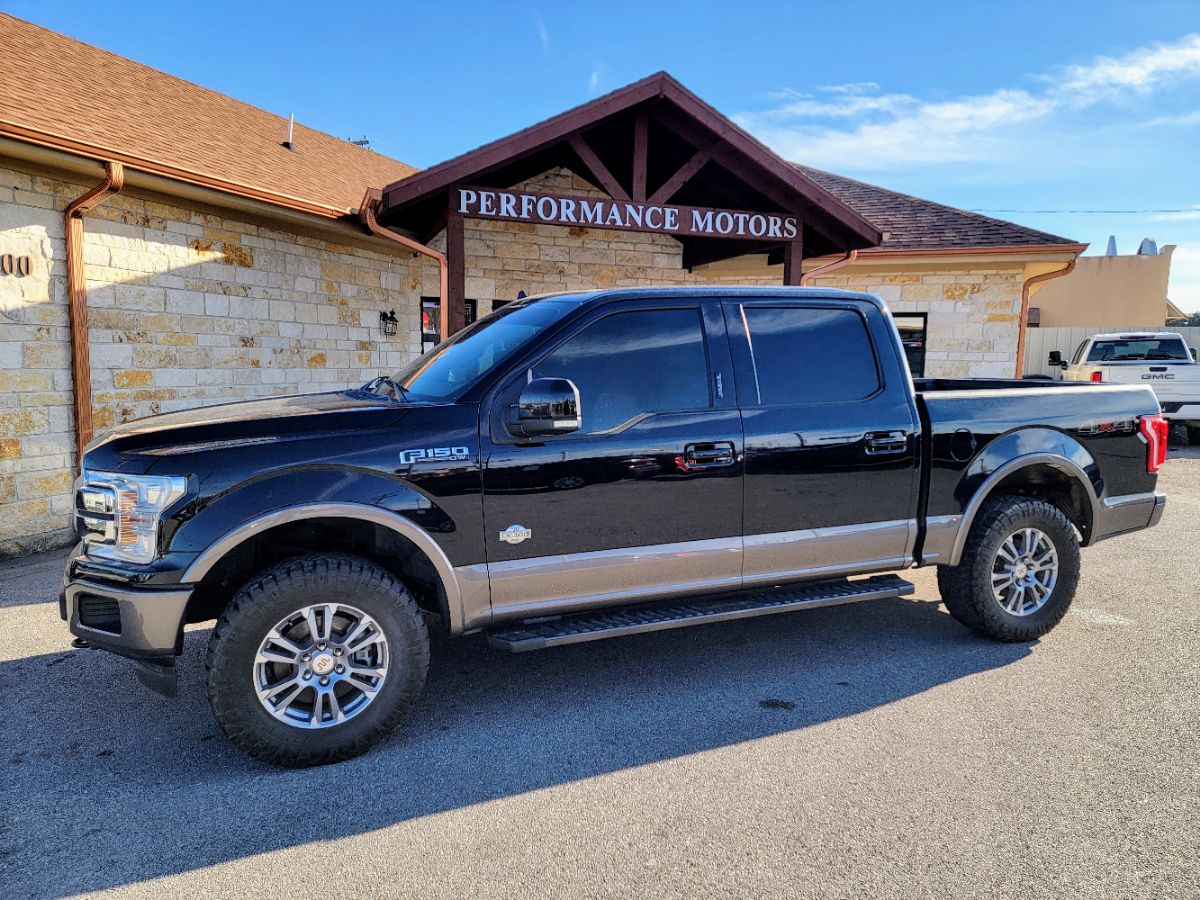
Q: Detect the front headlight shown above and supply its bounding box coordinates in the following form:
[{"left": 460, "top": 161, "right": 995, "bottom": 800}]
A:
[{"left": 76, "top": 471, "right": 187, "bottom": 564}]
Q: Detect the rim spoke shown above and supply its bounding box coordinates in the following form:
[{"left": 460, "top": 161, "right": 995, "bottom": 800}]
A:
[
  {"left": 997, "top": 539, "right": 1019, "bottom": 564},
  {"left": 259, "top": 647, "right": 301, "bottom": 666},
  {"left": 327, "top": 690, "right": 345, "bottom": 724},
  {"left": 260, "top": 675, "right": 300, "bottom": 703},
  {"left": 341, "top": 616, "right": 379, "bottom": 651}
]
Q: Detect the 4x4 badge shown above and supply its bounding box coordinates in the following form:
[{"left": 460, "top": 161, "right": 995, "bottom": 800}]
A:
[{"left": 499, "top": 524, "right": 532, "bottom": 545}]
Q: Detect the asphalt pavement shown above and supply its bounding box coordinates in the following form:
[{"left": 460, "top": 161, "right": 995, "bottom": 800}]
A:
[{"left": 1, "top": 447, "right": 1197, "bottom": 899}]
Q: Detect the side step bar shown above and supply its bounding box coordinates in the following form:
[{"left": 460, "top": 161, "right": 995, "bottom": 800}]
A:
[{"left": 487, "top": 574, "right": 914, "bottom": 652}]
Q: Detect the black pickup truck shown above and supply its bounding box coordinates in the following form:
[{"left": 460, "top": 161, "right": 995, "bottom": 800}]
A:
[{"left": 63, "top": 287, "right": 1168, "bottom": 766}]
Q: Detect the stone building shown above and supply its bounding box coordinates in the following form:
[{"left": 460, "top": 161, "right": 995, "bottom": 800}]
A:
[{"left": 0, "top": 14, "right": 1082, "bottom": 553}]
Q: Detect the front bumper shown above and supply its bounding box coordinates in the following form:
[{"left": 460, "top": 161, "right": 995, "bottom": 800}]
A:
[
  {"left": 1092, "top": 492, "right": 1167, "bottom": 543},
  {"left": 61, "top": 557, "right": 193, "bottom": 696}
]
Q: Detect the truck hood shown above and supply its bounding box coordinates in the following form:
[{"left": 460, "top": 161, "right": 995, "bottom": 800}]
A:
[{"left": 85, "top": 390, "right": 412, "bottom": 469}]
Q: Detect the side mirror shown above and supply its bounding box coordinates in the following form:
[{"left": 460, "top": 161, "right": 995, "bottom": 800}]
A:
[
  {"left": 1191, "top": 347, "right": 1197, "bottom": 362},
  {"left": 1048, "top": 350, "right": 1063, "bottom": 366},
  {"left": 508, "top": 377, "right": 581, "bottom": 438}
]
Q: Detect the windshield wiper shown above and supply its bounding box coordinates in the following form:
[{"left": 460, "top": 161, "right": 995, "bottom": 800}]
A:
[{"left": 361, "top": 375, "right": 409, "bottom": 402}]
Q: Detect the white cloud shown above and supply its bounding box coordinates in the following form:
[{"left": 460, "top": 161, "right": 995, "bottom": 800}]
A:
[
  {"left": 588, "top": 68, "right": 600, "bottom": 94},
  {"left": 534, "top": 16, "right": 549, "bottom": 55},
  {"left": 1051, "top": 34, "right": 1200, "bottom": 101},
  {"left": 736, "top": 33, "right": 1200, "bottom": 171}
]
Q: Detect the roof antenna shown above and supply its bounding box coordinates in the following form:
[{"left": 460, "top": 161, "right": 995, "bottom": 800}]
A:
[
  {"left": 283, "top": 113, "right": 296, "bottom": 151},
  {"left": 349, "top": 136, "right": 371, "bottom": 148}
]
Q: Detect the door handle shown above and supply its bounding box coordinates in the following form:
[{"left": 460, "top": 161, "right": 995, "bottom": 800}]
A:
[
  {"left": 683, "top": 442, "right": 736, "bottom": 468},
  {"left": 864, "top": 431, "right": 909, "bottom": 455}
]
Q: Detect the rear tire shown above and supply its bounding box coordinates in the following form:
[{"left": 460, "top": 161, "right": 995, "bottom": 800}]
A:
[
  {"left": 937, "top": 495, "right": 1080, "bottom": 642},
  {"left": 206, "top": 553, "right": 430, "bottom": 767},
  {"left": 1187, "top": 425, "right": 1200, "bottom": 446}
]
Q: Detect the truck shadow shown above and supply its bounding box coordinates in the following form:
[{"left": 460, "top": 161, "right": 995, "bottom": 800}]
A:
[{"left": 1, "top": 594, "right": 1032, "bottom": 895}]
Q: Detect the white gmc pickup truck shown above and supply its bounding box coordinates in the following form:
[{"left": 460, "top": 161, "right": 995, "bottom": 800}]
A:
[{"left": 1053, "top": 332, "right": 1200, "bottom": 444}]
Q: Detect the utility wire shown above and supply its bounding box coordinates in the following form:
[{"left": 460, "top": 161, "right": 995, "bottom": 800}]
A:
[{"left": 969, "top": 208, "right": 1196, "bottom": 214}]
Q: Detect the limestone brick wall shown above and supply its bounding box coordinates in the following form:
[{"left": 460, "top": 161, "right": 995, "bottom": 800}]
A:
[{"left": 0, "top": 157, "right": 421, "bottom": 554}]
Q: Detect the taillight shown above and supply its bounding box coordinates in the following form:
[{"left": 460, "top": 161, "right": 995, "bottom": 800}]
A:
[
  {"left": 1139, "top": 413, "right": 1169, "bottom": 473},
  {"left": 1090, "top": 371, "right": 1103, "bottom": 383}
]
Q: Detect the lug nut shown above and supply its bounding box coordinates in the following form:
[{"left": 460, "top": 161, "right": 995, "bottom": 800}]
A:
[
  {"left": 334, "top": 647, "right": 343, "bottom": 656},
  {"left": 320, "top": 675, "right": 330, "bottom": 686},
  {"left": 302, "top": 653, "right": 311, "bottom": 662},
  {"left": 335, "top": 664, "right": 345, "bottom": 674},
  {"left": 318, "top": 643, "right": 326, "bottom": 651},
  {"left": 302, "top": 671, "right": 312, "bottom": 680}
]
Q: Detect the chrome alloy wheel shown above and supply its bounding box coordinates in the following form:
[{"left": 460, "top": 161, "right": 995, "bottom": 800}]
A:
[
  {"left": 991, "top": 527, "right": 1059, "bottom": 617},
  {"left": 253, "top": 603, "right": 389, "bottom": 728}
]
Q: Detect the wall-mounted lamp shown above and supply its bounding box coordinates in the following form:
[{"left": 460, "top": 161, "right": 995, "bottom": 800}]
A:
[{"left": 379, "top": 309, "right": 398, "bottom": 338}]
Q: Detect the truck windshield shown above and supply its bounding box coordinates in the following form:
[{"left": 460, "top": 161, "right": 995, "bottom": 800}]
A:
[
  {"left": 389, "top": 299, "right": 579, "bottom": 400},
  {"left": 1086, "top": 338, "right": 1189, "bottom": 362}
]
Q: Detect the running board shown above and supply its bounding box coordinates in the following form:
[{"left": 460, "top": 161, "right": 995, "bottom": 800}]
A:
[{"left": 486, "top": 574, "right": 914, "bottom": 652}]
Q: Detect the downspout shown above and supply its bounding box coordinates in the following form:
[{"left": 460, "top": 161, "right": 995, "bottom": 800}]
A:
[
  {"left": 65, "top": 161, "right": 124, "bottom": 469},
  {"left": 799, "top": 249, "right": 857, "bottom": 285},
  {"left": 359, "top": 189, "right": 449, "bottom": 341},
  {"left": 1014, "top": 258, "right": 1076, "bottom": 377}
]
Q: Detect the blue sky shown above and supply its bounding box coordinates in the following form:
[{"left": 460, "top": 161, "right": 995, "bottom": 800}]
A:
[{"left": 8, "top": 0, "right": 1200, "bottom": 309}]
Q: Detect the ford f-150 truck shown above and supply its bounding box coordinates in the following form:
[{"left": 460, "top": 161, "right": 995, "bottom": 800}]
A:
[
  {"left": 63, "top": 287, "right": 1169, "bottom": 766},
  {"left": 1054, "top": 331, "right": 1200, "bottom": 443}
]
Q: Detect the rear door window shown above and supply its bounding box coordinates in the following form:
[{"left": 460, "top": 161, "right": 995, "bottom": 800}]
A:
[
  {"left": 740, "top": 306, "right": 880, "bottom": 405},
  {"left": 1086, "top": 338, "right": 1189, "bottom": 362}
]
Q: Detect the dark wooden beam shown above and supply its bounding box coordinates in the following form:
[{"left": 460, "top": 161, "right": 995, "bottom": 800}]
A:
[
  {"left": 632, "top": 113, "right": 648, "bottom": 202},
  {"left": 567, "top": 133, "right": 630, "bottom": 201},
  {"left": 648, "top": 148, "right": 710, "bottom": 206},
  {"left": 446, "top": 208, "right": 467, "bottom": 336},
  {"left": 782, "top": 232, "right": 804, "bottom": 285}
]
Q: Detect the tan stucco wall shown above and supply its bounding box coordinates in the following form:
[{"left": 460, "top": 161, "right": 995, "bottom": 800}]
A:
[
  {"left": 0, "top": 156, "right": 423, "bottom": 554},
  {"left": 1029, "top": 250, "right": 1174, "bottom": 328}
]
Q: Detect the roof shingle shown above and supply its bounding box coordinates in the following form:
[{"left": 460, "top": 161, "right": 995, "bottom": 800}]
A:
[
  {"left": 0, "top": 14, "right": 416, "bottom": 215},
  {"left": 794, "top": 165, "right": 1079, "bottom": 251}
]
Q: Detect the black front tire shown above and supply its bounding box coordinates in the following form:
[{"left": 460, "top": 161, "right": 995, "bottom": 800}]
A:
[
  {"left": 937, "top": 495, "right": 1080, "bottom": 642},
  {"left": 206, "top": 553, "right": 430, "bottom": 767}
]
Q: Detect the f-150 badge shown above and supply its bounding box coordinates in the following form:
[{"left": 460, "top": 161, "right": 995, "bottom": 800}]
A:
[
  {"left": 499, "top": 524, "right": 532, "bottom": 545},
  {"left": 399, "top": 446, "right": 470, "bottom": 465}
]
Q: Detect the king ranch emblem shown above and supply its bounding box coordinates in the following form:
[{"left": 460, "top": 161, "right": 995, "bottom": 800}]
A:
[{"left": 499, "top": 524, "right": 532, "bottom": 545}]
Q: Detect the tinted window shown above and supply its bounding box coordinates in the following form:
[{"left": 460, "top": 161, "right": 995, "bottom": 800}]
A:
[
  {"left": 742, "top": 306, "right": 879, "bottom": 404},
  {"left": 393, "top": 299, "right": 578, "bottom": 400},
  {"left": 532, "top": 309, "right": 709, "bottom": 433},
  {"left": 1070, "top": 340, "right": 1088, "bottom": 365},
  {"left": 1086, "top": 338, "right": 1189, "bottom": 362}
]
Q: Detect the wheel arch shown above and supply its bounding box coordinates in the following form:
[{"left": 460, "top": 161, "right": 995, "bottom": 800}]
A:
[
  {"left": 948, "top": 453, "right": 1100, "bottom": 565},
  {"left": 181, "top": 503, "right": 464, "bottom": 633}
]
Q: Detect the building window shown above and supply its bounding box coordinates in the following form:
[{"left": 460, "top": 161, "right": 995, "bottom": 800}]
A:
[
  {"left": 420, "top": 296, "right": 479, "bottom": 352},
  {"left": 892, "top": 313, "right": 928, "bottom": 378}
]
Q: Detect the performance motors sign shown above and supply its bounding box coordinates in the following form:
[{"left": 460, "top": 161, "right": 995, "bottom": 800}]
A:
[{"left": 456, "top": 187, "right": 798, "bottom": 241}]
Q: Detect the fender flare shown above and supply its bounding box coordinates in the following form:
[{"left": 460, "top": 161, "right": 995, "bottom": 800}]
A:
[
  {"left": 179, "top": 502, "right": 464, "bottom": 633},
  {"left": 948, "top": 452, "right": 1101, "bottom": 565}
]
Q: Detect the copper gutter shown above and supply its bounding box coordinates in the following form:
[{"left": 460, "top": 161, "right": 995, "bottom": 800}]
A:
[
  {"left": 65, "top": 161, "right": 125, "bottom": 468},
  {"left": 800, "top": 249, "right": 857, "bottom": 285},
  {"left": 1014, "top": 258, "right": 1077, "bottom": 377},
  {"left": 359, "top": 189, "right": 449, "bottom": 340}
]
